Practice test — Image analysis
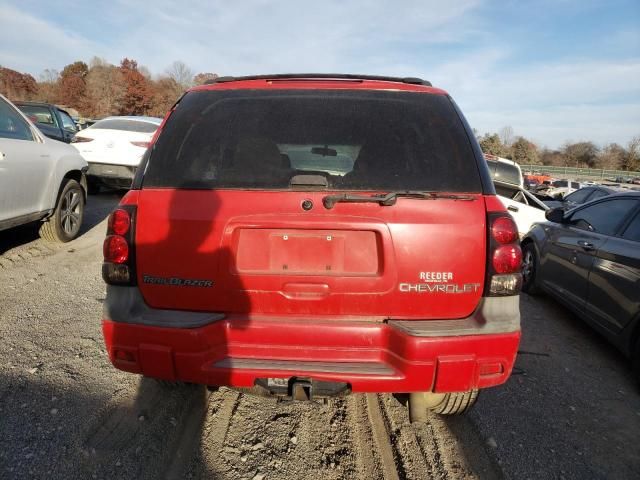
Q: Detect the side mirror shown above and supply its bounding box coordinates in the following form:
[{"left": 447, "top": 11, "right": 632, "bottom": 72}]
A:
[{"left": 545, "top": 207, "right": 565, "bottom": 223}]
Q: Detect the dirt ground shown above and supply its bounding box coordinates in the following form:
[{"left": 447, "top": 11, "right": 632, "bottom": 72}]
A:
[{"left": 1, "top": 191, "right": 639, "bottom": 480}]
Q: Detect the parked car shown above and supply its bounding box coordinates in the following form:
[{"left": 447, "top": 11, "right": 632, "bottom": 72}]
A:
[
  {"left": 101, "top": 74, "right": 523, "bottom": 419},
  {"left": 0, "top": 95, "right": 87, "bottom": 242},
  {"left": 533, "top": 179, "right": 581, "bottom": 200},
  {"left": 521, "top": 192, "right": 640, "bottom": 379},
  {"left": 544, "top": 185, "right": 618, "bottom": 210},
  {"left": 71, "top": 116, "right": 162, "bottom": 191},
  {"left": 487, "top": 157, "right": 546, "bottom": 236},
  {"left": 484, "top": 153, "right": 523, "bottom": 188},
  {"left": 494, "top": 180, "right": 548, "bottom": 237},
  {"left": 14, "top": 101, "right": 78, "bottom": 143}
]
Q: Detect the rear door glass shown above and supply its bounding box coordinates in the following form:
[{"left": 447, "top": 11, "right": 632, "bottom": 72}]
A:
[
  {"left": 144, "top": 90, "right": 481, "bottom": 192},
  {"left": 569, "top": 199, "right": 638, "bottom": 235}
]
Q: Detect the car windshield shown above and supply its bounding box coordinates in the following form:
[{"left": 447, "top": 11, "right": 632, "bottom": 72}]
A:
[{"left": 143, "top": 89, "right": 481, "bottom": 192}]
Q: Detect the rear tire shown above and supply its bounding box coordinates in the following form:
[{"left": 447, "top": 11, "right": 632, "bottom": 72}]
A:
[
  {"left": 409, "top": 389, "right": 478, "bottom": 421},
  {"left": 521, "top": 242, "right": 540, "bottom": 295},
  {"left": 39, "top": 179, "right": 85, "bottom": 242}
]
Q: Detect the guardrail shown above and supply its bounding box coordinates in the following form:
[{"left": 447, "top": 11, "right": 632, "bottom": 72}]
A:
[{"left": 520, "top": 165, "right": 640, "bottom": 181}]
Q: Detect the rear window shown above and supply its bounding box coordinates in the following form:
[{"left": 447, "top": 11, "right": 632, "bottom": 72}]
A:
[
  {"left": 487, "top": 160, "right": 522, "bottom": 186},
  {"left": 92, "top": 119, "right": 158, "bottom": 133},
  {"left": 18, "top": 105, "right": 57, "bottom": 126},
  {"left": 143, "top": 89, "right": 481, "bottom": 192}
]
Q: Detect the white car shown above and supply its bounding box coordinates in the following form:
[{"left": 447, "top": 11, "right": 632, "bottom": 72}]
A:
[
  {"left": 0, "top": 94, "right": 88, "bottom": 242},
  {"left": 495, "top": 181, "right": 549, "bottom": 237},
  {"left": 71, "top": 116, "right": 162, "bottom": 190}
]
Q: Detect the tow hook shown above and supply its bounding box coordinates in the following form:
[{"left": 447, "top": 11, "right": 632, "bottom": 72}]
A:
[{"left": 291, "top": 380, "right": 313, "bottom": 401}]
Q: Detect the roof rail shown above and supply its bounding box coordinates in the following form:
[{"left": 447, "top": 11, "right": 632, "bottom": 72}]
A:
[{"left": 204, "top": 73, "right": 432, "bottom": 87}]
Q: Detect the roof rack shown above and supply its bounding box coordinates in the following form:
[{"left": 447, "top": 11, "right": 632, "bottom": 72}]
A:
[{"left": 204, "top": 74, "right": 432, "bottom": 87}]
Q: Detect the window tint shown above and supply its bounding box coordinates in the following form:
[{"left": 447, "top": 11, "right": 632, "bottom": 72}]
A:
[
  {"left": 622, "top": 211, "right": 640, "bottom": 242},
  {"left": 569, "top": 199, "right": 638, "bottom": 235},
  {"left": 486, "top": 160, "right": 522, "bottom": 186},
  {"left": 0, "top": 98, "right": 34, "bottom": 141},
  {"left": 17, "top": 105, "right": 57, "bottom": 126},
  {"left": 144, "top": 90, "right": 482, "bottom": 192},
  {"left": 589, "top": 189, "right": 610, "bottom": 201},
  {"left": 92, "top": 119, "right": 159, "bottom": 133},
  {"left": 58, "top": 111, "right": 76, "bottom": 132},
  {"left": 571, "top": 182, "right": 580, "bottom": 189},
  {"left": 565, "top": 188, "right": 592, "bottom": 204}
]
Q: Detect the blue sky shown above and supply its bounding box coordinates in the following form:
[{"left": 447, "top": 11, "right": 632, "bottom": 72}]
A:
[{"left": 1, "top": 0, "right": 638, "bottom": 148}]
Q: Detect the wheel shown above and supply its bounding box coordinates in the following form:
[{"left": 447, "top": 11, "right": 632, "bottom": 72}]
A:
[
  {"left": 39, "top": 179, "right": 85, "bottom": 242},
  {"left": 409, "top": 390, "right": 478, "bottom": 421},
  {"left": 521, "top": 242, "right": 540, "bottom": 295}
]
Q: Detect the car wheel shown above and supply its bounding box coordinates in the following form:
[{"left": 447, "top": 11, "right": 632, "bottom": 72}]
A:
[
  {"left": 39, "top": 179, "right": 85, "bottom": 242},
  {"left": 408, "top": 390, "right": 478, "bottom": 422},
  {"left": 521, "top": 242, "right": 540, "bottom": 295}
]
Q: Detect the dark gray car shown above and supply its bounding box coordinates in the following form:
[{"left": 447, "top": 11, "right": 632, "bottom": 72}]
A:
[
  {"left": 521, "top": 192, "right": 640, "bottom": 378},
  {"left": 544, "top": 185, "right": 617, "bottom": 210}
]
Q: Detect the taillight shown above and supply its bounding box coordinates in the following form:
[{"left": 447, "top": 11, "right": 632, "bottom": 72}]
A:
[
  {"left": 103, "top": 235, "right": 129, "bottom": 264},
  {"left": 130, "top": 141, "right": 150, "bottom": 148},
  {"left": 102, "top": 205, "right": 136, "bottom": 285},
  {"left": 108, "top": 209, "right": 131, "bottom": 236},
  {"left": 71, "top": 136, "right": 93, "bottom": 143},
  {"left": 485, "top": 213, "right": 522, "bottom": 296},
  {"left": 492, "top": 245, "right": 522, "bottom": 274}
]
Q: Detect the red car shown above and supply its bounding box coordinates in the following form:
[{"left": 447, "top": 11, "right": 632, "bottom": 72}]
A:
[{"left": 101, "top": 74, "right": 522, "bottom": 419}]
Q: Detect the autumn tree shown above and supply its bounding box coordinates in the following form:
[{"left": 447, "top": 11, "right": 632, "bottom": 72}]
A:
[
  {"left": 118, "top": 58, "right": 153, "bottom": 115},
  {"left": 0, "top": 66, "right": 38, "bottom": 100},
  {"left": 596, "top": 143, "right": 626, "bottom": 170},
  {"left": 511, "top": 136, "right": 540, "bottom": 165},
  {"left": 479, "top": 133, "right": 508, "bottom": 157},
  {"left": 58, "top": 61, "right": 89, "bottom": 109},
  {"left": 84, "top": 63, "right": 126, "bottom": 117},
  {"left": 562, "top": 141, "right": 599, "bottom": 168},
  {"left": 540, "top": 148, "right": 565, "bottom": 166},
  {"left": 193, "top": 72, "right": 219, "bottom": 85},
  {"left": 621, "top": 136, "right": 640, "bottom": 172},
  {"left": 149, "top": 77, "right": 181, "bottom": 117}
]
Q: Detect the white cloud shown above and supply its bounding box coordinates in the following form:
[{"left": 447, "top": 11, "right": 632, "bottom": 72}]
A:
[
  {"left": 0, "top": 3, "right": 102, "bottom": 76},
  {"left": 1, "top": 0, "right": 638, "bottom": 147}
]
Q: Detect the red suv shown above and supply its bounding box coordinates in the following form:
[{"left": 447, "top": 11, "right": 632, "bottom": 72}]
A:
[{"left": 101, "top": 74, "right": 522, "bottom": 418}]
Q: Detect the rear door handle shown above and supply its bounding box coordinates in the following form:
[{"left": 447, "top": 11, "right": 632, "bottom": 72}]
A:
[
  {"left": 0, "top": 150, "right": 5, "bottom": 160},
  {"left": 577, "top": 240, "right": 595, "bottom": 251},
  {"left": 507, "top": 205, "right": 519, "bottom": 212}
]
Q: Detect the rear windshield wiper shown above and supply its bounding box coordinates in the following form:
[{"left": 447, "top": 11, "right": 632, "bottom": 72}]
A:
[{"left": 322, "top": 191, "right": 476, "bottom": 209}]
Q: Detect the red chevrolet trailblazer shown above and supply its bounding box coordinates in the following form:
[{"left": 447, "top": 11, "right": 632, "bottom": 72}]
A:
[{"left": 101, "top": 74, "right": 521, "bottom": 419}]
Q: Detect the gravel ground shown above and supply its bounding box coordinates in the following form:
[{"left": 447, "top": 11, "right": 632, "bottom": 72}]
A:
[{"left": 0, "top": 191, "right": 639, "bottom": 479}]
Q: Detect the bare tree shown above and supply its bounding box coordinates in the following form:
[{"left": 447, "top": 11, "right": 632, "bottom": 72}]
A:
[
  {"left": 165, "top": 61, "right": 193, "bottom": 89},
  {"left": 499, "top": 126, "right": 514, "bottom": 147}
]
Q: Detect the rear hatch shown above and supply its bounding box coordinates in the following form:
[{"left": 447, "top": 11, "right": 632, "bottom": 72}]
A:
[{"left": 136, "top": 88, "right": 487, "bottom": 320}]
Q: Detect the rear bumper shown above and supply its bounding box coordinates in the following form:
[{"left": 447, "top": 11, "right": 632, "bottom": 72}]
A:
[
  {"left": 102, "top": 287, "right": 521, "bottom": 393},
  {"left": 87, "top": 162, "right": 136, "bottom": 187}
]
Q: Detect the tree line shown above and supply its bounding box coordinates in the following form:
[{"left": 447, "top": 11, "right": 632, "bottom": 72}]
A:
[
  {"left": 478, "top": 126, "right": 639, "bottom": 172},
  {"left": 0, "top": 58, "right": 217, "bottom": 118},
  {"left": 1, "top": 60, "right": 638, "bottom": 172}
]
